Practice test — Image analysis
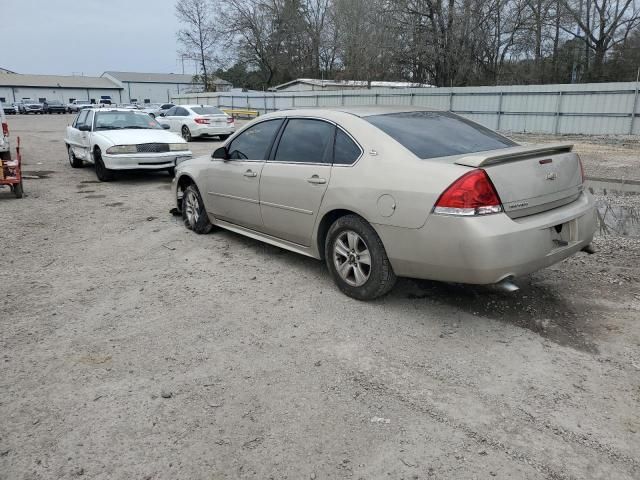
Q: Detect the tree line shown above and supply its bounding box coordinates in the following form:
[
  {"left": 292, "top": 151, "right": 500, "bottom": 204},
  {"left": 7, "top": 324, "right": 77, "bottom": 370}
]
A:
[{"left": 175, "top": 0, "right": 640, "bottom": 90}]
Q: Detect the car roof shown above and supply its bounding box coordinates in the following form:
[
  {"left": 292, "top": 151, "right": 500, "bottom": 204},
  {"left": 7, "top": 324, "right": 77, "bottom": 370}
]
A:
[
  {"left": 261, "top": 106, "right": 442, "bottom": 120},
  {"left": 179, "top": 104, "right": 223, "bottom": 109}
]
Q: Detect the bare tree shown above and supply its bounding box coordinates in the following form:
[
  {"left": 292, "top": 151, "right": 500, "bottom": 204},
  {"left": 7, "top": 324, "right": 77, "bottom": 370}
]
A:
[
  {"left": 562, "top": 0, "right": 640, "bottom": 79},
  {"left": 176, "top": 0, "right": 218, "bottom": 91}
]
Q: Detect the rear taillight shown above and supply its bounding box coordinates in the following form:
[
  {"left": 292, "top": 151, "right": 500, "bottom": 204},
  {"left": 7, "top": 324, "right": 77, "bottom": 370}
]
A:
[
  {"left": 226, "top": 117, "right": 234, "bottom": 124},
  {"left": 578, "top": 155, "right": 585, "bottom": 183},
  {"left": 2, "top": 122, "right": 8, "bottom": 137},
  {"left": 194, "top": 117, "right": 209, "bottom": 124},
  {"left": 434, "top": 169, "right": 502, "bottom": 216}
]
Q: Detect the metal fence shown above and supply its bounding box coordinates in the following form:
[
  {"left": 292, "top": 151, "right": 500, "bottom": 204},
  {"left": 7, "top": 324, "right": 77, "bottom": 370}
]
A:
[{"left": 173, "top": 81, "right": 640, "bottom": 135}]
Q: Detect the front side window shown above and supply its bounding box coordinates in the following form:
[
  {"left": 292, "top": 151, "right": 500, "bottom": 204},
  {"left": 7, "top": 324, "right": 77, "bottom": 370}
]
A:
[
  {"left": 228, "top": 119, "right": 284, "bottom": 160},
  {"left": 274, "top": 119, "right": 334, "bottom": 164},
  {"left": 365, "top": 111, "right": 516, "bottom": 159},
  {"left": 85, "top": 110, "right": 94, "bottom": 129},
  {"left": 333, "top": 129, "right": 361, "bottom": 165}
]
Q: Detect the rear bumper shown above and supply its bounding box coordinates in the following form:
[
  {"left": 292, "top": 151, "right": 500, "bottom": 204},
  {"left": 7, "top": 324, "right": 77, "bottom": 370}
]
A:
[
  {"left": 375, "top": 191, "right": 597, "bottom": 284},
  {"left": 102, "top": 152, "right": 192, "bottom": 170},
  {"left": 191, "top": 125, "right": 235, "bottom": 137}
]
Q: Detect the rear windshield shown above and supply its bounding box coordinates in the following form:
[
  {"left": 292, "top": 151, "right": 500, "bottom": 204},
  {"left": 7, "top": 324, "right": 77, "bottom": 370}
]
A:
[
  {"left": 365, "top": 111, "right": 516, "bottom": 159},
  {"left": 191, "top": 106, "right": 224, "bottom": 115}
]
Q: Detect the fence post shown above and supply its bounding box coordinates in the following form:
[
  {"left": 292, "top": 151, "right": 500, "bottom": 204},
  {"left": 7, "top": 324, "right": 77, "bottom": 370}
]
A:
[
  {"left": 292, "top": 95, "right": 296, "bottom": 107},
  {"left": 375, "top": 93, "right": 379, "bottom": 105},
  {"left": 448, "top": 92, "right": 453, "bottom": 112},
  {"left": 231, "top": 95, "right": 234, "bottom": 112},
  {"left": 496, "top": 92, "right": 503, "bottom": 130},
  {"left": 410, "top": 92, "right": 415, "bottom": 106},
  {"left": 263, "top": 95, "right": 267, "bottom": 115},
  {"left": 554, "top": 91, "right": 563, "bottom": 135},
  {"left": 315, "top": 94, "right": 319, "bottom": 107},
  {"left": 341, "top": 92, "right": 345, "bottom": 106},
  {"left": 630, "top": 68, "right": 640, "bottom": 135}
]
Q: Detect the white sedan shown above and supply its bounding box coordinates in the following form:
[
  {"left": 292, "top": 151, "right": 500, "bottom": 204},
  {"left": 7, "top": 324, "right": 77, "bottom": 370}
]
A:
[
  {"left": 64, "top": 108, "right": 192, "bottom": 181},
  {"left": 157, "top": 104, "right": 235, "bottom": 141}
]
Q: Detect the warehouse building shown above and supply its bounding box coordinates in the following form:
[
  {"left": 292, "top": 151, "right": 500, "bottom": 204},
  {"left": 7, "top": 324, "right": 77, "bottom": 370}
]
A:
[
  {"left": 102, "top": 71, "right": 232, "bottom": 103},
  {"left": 0, "top": 73, "right": 123, "bottom": 104}
]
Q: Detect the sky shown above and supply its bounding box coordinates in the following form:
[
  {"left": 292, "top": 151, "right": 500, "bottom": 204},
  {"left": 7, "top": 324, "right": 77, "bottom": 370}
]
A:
[{"left": 1, "top": 0, "right": 199, "bottom": 76}]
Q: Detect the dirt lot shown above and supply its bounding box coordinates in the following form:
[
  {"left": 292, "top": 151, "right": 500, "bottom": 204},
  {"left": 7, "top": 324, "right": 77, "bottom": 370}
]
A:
[{"left": 1, "top": 114, "right": 639, "bottom": 480}]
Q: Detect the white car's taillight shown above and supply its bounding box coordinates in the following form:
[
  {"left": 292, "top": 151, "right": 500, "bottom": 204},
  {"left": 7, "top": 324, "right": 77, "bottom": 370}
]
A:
[
  {"left": 433, "top": 169, "right": 503, "bottom": 216},
  {"left": 194, "top": 117, "right": 210, "bottom": 124},
  {"left": 226, "top": 117, "right": 234, "bottom": 124}
]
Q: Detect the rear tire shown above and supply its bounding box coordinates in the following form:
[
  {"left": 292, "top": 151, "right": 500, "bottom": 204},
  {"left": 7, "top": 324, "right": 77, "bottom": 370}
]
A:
[
  {"left": 67, "top": 146, "right": 83, "bottom": 168},
  {"left": 94, "top": 148, "right": 114, "bottom": 182},
  {"left": 181, "top": 125, "right": 192, "bottom": 142},
  {"left": 182, "top": 184, "right": 212, "bottom": 234},
  {"left": 14, "top": 181, "right": 23, "bottom": 198},
  {"left": 325, "top": 215, "right": 396, "bottom": 300}
]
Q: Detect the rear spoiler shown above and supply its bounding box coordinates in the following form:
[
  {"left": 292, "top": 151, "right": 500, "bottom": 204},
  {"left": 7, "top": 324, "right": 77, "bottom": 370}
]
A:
[{"left": 455, "top": 143, "right": 574, "bottom": 168}]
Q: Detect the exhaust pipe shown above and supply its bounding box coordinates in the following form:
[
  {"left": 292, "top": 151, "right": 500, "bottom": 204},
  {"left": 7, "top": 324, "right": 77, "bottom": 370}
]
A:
[{"left": 495, "top": 277, "right": 520, "bottom": 293}]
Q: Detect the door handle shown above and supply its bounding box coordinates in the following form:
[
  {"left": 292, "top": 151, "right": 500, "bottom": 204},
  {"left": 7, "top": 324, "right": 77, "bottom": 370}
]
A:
[
  {"left": 243, "top": 170, "right": 257, "bottom": 178},
  {"left": 307, "top": 175, "right": 326, "bottom": 185}
]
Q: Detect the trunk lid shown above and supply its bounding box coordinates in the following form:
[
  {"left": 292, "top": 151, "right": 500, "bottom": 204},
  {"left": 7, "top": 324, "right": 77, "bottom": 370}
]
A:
[{"left": 454, "top": 143, "right": 583, "bottom": 218}]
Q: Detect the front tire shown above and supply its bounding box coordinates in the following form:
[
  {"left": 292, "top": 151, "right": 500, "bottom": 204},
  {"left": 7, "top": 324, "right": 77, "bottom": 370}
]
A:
[
  {"left": 325, "top": 215, "right": 396, "bottom": 300},
  {"left": 182, "top": 185, "right": 212, "bottom": 234},
  {"left": 93, "top": 148, "right": 114, "bottom": 182}
]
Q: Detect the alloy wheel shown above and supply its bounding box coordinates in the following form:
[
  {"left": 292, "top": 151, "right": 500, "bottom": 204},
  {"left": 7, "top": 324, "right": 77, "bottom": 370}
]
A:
[
  {"left": 333, "top": 230, "right": 371, "bottom": 287},
  {"left": 184, "top": 189, "right": 200, "bottom": 226}
]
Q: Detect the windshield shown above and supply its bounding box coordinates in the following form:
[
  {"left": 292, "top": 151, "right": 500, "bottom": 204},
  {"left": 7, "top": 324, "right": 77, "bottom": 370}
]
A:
[
  {"left": 94, "top": 111, "right": 163, "bottom": 131},
  {"left": 48, "top": 100, "right": 61, "bottom": 105},
  {"left": 191, "top": 106, "right": 224, "bottom": 115},
  {"left": 365, "top": 111, "right": 516, "bottom": 159},
  {"left": 76, "top": 100, "right": 90, "bottom": 105}
]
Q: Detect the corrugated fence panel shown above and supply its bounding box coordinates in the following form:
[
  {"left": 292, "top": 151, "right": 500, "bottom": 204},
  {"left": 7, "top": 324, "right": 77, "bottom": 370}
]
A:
[{"left": 173, "top": 82, "right": 640, "bottom": 135}]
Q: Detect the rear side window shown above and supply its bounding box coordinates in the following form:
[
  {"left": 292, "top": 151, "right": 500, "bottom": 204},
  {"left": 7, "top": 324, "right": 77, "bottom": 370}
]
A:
[
  {"left": 175, "top": 107, "right": 189, "bottom": 116},
  {"left": 365, "top": 111, "right": 516, "bottom": 159},
  {"left": 274, "top": 119, "right": 334, "bottom": 164},
  {"left": 333, "top": 129, "right": 361, "bottom": 165},
  {"left": 191, "top": 106, "right": 224, "bottom": 115},
  {"left": 228, "top": 119, "right": 283, "bottom": 160}
]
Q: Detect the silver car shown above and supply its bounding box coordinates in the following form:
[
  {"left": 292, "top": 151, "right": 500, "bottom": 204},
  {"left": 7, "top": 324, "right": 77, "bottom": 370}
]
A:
[{"left": 172, "top": 107, "right": 597, "bottom": 299}]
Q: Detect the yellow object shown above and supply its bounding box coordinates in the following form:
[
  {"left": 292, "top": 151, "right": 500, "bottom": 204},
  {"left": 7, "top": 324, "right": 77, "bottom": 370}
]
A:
[{"left": 221, "top": 108, "right": 259, "bottom": 119}]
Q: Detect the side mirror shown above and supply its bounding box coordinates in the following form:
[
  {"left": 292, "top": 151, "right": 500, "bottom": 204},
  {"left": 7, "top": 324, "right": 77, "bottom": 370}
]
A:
[
  {"left": 161, "top": 123, "right": 170, "bottom": 129},
  {"left": 212, "top": 146, "right": 228, "bottom": 160},
  {"left": 159, "top": 112, "right": 165, "bottom": 117},
  {"left": 78, "top": 124, "right": 91, "bottom": 132}
]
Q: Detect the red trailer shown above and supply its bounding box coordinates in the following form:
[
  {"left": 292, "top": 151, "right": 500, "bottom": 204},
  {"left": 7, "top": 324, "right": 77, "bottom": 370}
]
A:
[{"left": 0, "top": 136, "right": 23, "bottom": 198}]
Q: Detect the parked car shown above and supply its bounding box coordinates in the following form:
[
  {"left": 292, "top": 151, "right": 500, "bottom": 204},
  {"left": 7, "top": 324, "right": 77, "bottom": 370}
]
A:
[
  {"left": 154, "top": 103, "right": 175, "bottom": 118},
  {"left": 2, "top": 103, "right": 17, "bottom": 115},
  {"left": 64, "top": 108, "right": 192, "bottom": 181},
  {"left": 23, "top": 100, "right": 45, "bottom": 114},
  {"left": 13, "top": 101, "right": 26, "bottom": 114},
  {"left": 44, "top": 100, "right": 67, "bottom": 114},
  {"left": 158, "top": 105, "right": 235, "bottom": 141},
  {"left": 68, "top": 100, "right": 93, "bottom": 113},
  {"left": 172, "top": 107, "right": 597, "bottom": 300},
  {"left": 0, "top": 104, "right": 10, "bottom": 160},
  {"left": 140, "top": 103, "right": 162, "bottom": 117}
]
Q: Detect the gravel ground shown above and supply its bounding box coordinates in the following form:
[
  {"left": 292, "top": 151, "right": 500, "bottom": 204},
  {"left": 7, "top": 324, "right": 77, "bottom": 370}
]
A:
[{"left": 1, "top": 115, "right": 639, "bottom": 480}]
